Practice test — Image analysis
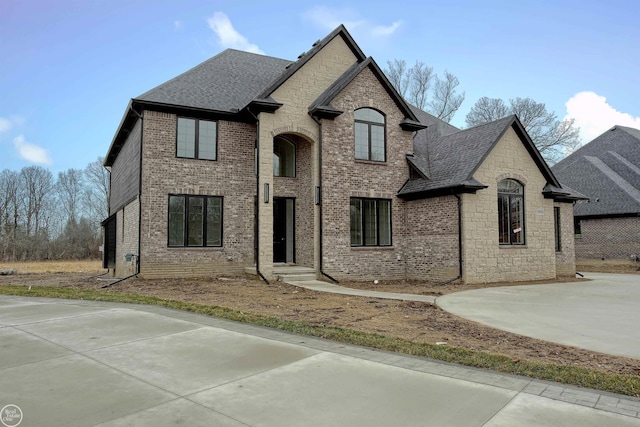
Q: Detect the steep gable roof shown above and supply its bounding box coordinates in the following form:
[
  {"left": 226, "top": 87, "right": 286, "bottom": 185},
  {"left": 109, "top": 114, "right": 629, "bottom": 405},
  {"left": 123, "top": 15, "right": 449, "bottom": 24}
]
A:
[
  {"left": 399, "top": 115, "right": 567, "bottom": 199},
  {"left": 308, "top": 57, "right": 425, "bottom": 129},
  {"left": 552, "top": 125, "right": 640, "bottom": 216}
]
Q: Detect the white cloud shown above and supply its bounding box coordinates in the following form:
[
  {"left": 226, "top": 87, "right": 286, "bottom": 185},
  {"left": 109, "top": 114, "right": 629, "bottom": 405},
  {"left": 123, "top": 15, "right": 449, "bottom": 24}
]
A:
[
  {"left": 565, "top": 91, "right": 640, "bottom": 143},
  {"left": 13, "top": 135, "right": 51, "bottom": 165},
  {"left": 302, "top": 7, "right": 401, "bottom": 38},
  {"left": 207, "top": 12, "right": 264, "bottom": 54},
  {"left": 0, "top": 117, "right": 12, "bottom": 133}
]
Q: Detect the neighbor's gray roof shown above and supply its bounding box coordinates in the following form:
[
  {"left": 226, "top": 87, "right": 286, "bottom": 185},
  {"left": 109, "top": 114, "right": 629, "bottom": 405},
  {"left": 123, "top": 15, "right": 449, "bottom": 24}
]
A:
[
  {"left": 552, "top": 125, "right": 640, "bottom": 217},
  {"left": 135, "top": 49, "right": 292, "bottom": 113}
]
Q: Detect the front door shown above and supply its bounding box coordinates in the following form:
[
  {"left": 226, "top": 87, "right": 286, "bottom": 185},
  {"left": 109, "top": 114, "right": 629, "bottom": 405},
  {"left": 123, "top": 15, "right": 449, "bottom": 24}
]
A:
[{"left": 273, "top": 197, "right": 295, "bottom": 263}]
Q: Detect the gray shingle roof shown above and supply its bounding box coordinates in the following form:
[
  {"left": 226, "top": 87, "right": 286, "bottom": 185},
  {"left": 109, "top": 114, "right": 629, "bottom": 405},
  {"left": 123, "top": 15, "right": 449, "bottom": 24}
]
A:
[
  {"left": 552, "top": 125, "right": 640, "bottom": 217},
  {"left": 399, "top": 116, "right": 516, "bottom": 197},
  {"left": 135, "top": 49, "right": 291, "bottom": 113}
]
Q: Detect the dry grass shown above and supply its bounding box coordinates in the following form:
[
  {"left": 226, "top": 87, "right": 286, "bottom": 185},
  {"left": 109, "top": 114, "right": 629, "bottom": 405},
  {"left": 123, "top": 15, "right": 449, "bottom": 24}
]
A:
[
  {"left": 0, "top": 260, "right": 103, "bottom": 274},
  {"left": 577, "top": 258, "right": 640, "bottom": 273}
]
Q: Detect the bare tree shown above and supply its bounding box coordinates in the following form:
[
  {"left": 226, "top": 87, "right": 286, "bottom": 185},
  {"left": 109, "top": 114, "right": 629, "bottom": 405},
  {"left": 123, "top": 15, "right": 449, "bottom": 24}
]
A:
[
  {"left": 427, "top": 71, "right": 465, "bottom": 123},
  {"left": 464, "top": 97, "right": 509, "bottom": 126},
  {"left": 0, "top": 170, "right": 21, "bottom": 260},
  {"left": 465, "top": 96, "right": 581, "bottom": 163},
  {"left": 83, "top": 157, "right": 109, "bottom": 226},
  {"left": 56, "top": 168, "right": 84, "bottom": 225},
  {"left": 385, "top": 59, "right": 409, "bottom": 98},
  {"left": 408, "top": 61, "right": 434, "bottom": 110},
  {"left": 385, "top": 60, "right": 463, "bottom": 122}
]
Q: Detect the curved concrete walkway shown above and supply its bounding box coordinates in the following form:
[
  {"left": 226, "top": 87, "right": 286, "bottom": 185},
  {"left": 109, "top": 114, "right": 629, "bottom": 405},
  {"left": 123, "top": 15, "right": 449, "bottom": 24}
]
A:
[
  {"left": 284, "top": 279, "right": 436, "bottom": 303},
  {"left": 437, "top": 273, "right": 640, "bottom": 359},
  {"left": 1, "top": 296, "right": 640, "bottom": 426}
]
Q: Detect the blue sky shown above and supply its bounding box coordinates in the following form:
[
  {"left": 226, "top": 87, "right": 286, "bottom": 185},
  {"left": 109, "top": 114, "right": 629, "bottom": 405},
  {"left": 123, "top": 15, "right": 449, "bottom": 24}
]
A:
[{"left": 1, "top": 0, "right": 639, "bottom": 174}]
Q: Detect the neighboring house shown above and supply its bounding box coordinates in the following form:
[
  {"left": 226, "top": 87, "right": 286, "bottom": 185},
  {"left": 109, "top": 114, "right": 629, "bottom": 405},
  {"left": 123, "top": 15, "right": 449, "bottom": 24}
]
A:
[
  {"left": 552, "top": 125, "right": 640, "bottom": 260},
  {"left": 103, "top": 25, "right": 582, "bottom": 284}
]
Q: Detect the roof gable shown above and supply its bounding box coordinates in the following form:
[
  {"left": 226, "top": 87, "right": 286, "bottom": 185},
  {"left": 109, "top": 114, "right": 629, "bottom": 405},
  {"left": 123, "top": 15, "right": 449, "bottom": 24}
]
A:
[
  {"left": 399, "top": 115, "right": 563, "bottom": 199},
  {"left": 308, "top": 57, "right": 424, "bottom": 127}
]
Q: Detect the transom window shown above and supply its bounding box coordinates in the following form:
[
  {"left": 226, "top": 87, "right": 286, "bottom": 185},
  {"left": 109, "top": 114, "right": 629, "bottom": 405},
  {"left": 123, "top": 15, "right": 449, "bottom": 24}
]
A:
[
  {"left": 354, "top": 108, "right": 385, "bottom": 162},
  {"left": 273, "top": 137, "right": 296, "bottom": 177},
  {"left": 177, "top": 117, "right": 217, "bottom": 160},
  {"left": 498, "top": 179, "right": 524, "bottom": 245},
  {"left": 350, "top": 198, "right": 392, "bottom": 246},
  {"left": 168, "top": 195, "right": 222, "bottom": 247}
]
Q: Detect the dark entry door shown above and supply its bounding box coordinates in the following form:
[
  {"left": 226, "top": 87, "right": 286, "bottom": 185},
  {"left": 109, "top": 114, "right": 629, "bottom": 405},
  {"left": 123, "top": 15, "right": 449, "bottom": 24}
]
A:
[{"left": 273, "top": 198, "right": 295, "bottom": 263}]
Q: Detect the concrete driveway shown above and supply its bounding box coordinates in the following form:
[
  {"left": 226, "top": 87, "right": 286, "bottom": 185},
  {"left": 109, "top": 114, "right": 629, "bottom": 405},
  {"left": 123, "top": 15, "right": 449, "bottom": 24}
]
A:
[
  {"left": 1, "top": 295, "right": 639, "bottom": 426},
  {"left": 437, "top": 272, "right": 640, "bottom": 359}
]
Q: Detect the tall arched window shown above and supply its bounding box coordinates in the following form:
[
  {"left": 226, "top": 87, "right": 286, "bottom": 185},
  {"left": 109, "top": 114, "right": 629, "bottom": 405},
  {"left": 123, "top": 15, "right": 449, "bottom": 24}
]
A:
[
  {"left": 498, "top": 179, "right": 525, "bottom": 245},
  {"left": 354, "top": 108, "right": 385, "bottom": 162},
  {"left": 273, "top": 137, "right": 295, "bottom": 177}
]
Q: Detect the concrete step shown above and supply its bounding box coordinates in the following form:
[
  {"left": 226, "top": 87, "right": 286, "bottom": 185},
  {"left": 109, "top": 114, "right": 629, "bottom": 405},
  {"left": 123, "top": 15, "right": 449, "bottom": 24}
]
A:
[{"left": 278, "top": 273, "right": 317, "bottom": 282}]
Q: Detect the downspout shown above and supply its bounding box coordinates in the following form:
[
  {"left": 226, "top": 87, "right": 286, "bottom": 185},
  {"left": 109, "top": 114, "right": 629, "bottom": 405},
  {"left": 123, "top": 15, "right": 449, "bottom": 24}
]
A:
[
  {"left": 309, "top": 114, "right": 339, "bottom": 283},
  {"left": 247, "top": 107, "right": 269, "bottom": 284},
  {"left": 131, "top": 105, "right": 144, "bottom": 277},
  {"left": 438, "top": 193, "right": 463, "bottom": 286}
]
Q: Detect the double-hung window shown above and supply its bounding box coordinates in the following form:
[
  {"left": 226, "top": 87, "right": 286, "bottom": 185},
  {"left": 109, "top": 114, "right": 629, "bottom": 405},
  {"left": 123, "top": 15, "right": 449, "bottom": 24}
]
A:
[
  {"left": 497, "top": 179, "right": 524, "bottom": 245},
  {"left": 354, "top": 108, "right": 385, "bottom": 162},
  {"left": 350, "top": 198, "right": 392, "bottom": 246},
  {"left": 168, "top": 195, "right": 222, "bottom": 247},
  {"left": 176, "top": 117, "right": 217, "bottom": 160}
]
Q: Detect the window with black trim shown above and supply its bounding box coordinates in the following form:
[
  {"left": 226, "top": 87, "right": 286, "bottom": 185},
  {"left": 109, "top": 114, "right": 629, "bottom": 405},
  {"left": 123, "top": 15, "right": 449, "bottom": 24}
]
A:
[
  {"left": 168, "top": 195, "right": 222, "bottom": 247},
  {"left": 354, "top": 108, "right": 385, "bottom": 162},
  {"left": 498, "top": 179, "right": 524, "bottom": 245},
  {"left": 350, "top": 198, "right": 392, "bottom": 246},
  {"left": 177, "top": 117, "right": 217, "bottom": 160},
  {"left": 554, "top": 206, "right": 561, "bottom": 252},
  {"left": 273, "top": 137, "right": 295, "bottom": 177}
]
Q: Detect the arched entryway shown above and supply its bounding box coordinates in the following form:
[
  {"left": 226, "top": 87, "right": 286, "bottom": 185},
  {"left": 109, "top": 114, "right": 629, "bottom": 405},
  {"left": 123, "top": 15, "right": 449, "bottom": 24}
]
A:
[{"left": 272, "top": 133, "right": 314, "bottom": 266}]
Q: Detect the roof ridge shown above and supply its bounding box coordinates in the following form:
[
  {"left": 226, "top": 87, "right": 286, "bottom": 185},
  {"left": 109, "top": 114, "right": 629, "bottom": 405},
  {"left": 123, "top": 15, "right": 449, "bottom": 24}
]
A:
[{"left": 584, "top": 155, "right": 640, "bottom": 204}]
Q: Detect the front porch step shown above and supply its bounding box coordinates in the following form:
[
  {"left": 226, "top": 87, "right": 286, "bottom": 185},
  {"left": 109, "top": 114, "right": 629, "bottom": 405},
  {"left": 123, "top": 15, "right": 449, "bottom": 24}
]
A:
[{"left": 273, "top": 266, "right": 317, "bottom": 282}]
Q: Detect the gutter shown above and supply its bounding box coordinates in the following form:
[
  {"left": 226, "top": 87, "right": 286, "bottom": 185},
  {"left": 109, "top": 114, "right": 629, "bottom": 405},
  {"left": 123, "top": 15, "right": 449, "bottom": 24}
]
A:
[
  {"left": 438, "top": 193, "right": 463, "bottom": 286},
  {"left": 309, "top": 114, "right": 339, "bottom": 284},
  {"left": 247, "top": 107, "right": 269, "bottom": 284}
]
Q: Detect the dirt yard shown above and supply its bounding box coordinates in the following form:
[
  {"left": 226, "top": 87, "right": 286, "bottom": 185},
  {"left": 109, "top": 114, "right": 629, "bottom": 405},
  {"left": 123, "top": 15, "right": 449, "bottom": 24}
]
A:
[{"left": 2, "top": 260, "right": 640, "bottom": 377}]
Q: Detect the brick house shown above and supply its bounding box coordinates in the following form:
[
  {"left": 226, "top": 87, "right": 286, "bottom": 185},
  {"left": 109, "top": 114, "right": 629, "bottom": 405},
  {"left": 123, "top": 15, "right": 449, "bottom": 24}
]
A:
[
  {"left": 552, "top": 125, "right": 640, "bottom": 261},
  {"left": 103, "top": 25, "right": 582, "bottom": 284}
]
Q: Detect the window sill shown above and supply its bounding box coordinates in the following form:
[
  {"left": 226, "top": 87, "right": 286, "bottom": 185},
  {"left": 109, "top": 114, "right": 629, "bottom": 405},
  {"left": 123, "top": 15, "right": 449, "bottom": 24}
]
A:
[
  {"left": 351, "top": 246, "right": 394, "bottom": 251},
  {"left": 499, "top": 244, "right": 527, "bottom": 249},
  {"left": 167, "top": 246, "right": 224, "bottom": 250},
  {"left": 355, "top": 160, "right": 387, "bottom": 166}
]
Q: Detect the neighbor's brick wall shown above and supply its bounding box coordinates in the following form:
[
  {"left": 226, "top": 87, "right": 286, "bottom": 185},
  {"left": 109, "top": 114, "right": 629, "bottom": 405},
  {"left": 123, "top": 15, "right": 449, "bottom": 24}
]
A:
[
  {"left": 114, "top": 198, "right": 139, "bottom": 276},
  {"left": 138, "top": 110, "right": 256, "bottom": 278},
  {"left": 555, "top": 202, "right": 576, "bottom": 276},
  {"left": 273, "top": 135, "right": 314, "bottom": 267},
  {"left": 576, "top": 216, "right": 640, "bottom": 259},
  {"left": 462, "top": 127, "right": 557, "bottom": 283},
  {"left": 321, "top": 67, "right": 415, "bottom": 280},
  {"left": 404, "top": 196, "right": 460, "bottom": 282}
]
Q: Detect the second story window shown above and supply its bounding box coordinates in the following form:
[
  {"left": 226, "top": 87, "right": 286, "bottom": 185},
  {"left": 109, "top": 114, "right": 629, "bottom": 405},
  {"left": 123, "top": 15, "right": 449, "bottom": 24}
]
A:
[
  {"left": 177, "top": 117, "right": 217, "bottom": 160},
  {"left": 354, "top": 108, "right": 385, "bottom": 162},
  {"left": 273, "top": 137, "right": 296, "bottom": 177}
]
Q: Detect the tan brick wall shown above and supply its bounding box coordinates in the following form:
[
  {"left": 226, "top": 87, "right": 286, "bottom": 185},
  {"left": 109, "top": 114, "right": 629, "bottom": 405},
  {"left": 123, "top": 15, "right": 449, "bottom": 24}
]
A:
[
  {"left": 555, "top": 202, "right": 577, "bottom": 276},
  {"left": 256, "top": 35, "right": 358, "bottom": 279},
  {"left": 114, "top": 198, "right": 139, "bottom": 276},
  {"left": 320, "top": 67, "right": 415, "bottom": 280},
  {"left": 138, "top": 110, "right": 256, "bottom": 278},
  {"left": 462, "top": 127, "right": 557, "bottom": 283},
  {"left": 576, "top": 216, "right": 640, "bottom": 259}
]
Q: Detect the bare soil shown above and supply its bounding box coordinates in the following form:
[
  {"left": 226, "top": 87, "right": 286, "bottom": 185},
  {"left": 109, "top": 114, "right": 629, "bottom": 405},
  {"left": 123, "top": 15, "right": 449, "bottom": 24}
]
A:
[{"left": 2, "top": 262, "right": 640, "bottom": 378}]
